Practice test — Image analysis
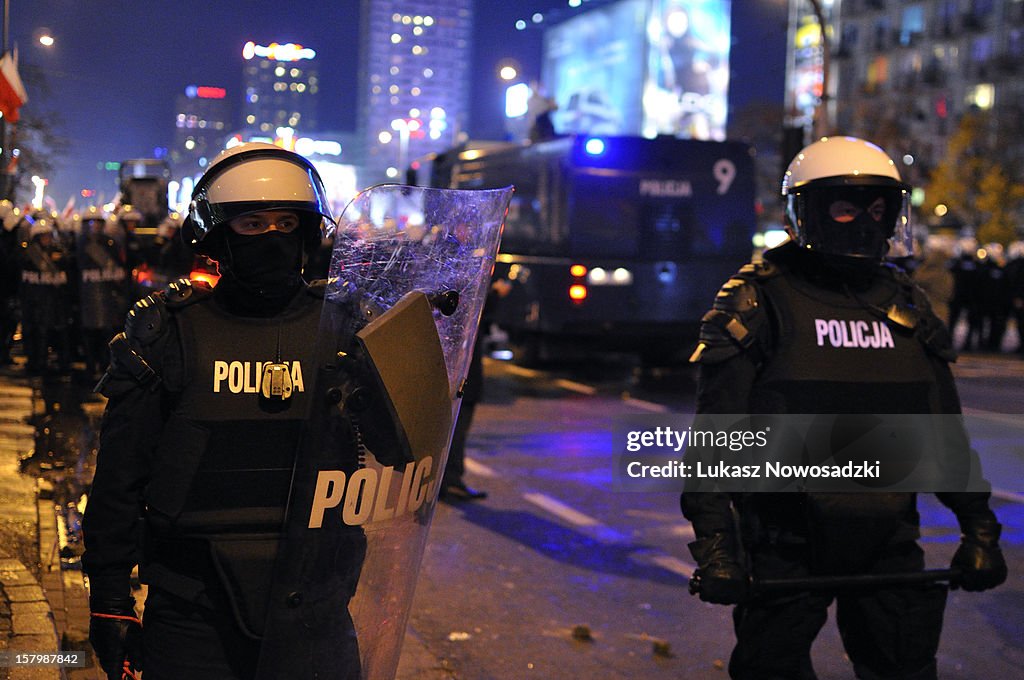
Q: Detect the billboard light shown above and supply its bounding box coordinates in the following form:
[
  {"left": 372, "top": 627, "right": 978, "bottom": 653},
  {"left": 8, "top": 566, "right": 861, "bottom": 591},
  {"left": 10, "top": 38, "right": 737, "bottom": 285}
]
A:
[
  {"left": 186, "top": 85, "right": 227, "bottom": 99},
  {"left": 505, "top": 82, "right": 531, "bottom": 118},
  {"left": 294, "top": 138, "right": 343, "bottom": 157},
  {"left": 197, "top": 86, "right": 226, "bottom": 99},
  {"left": 242, "top": 41, "right": 316, "bottom": 62}
]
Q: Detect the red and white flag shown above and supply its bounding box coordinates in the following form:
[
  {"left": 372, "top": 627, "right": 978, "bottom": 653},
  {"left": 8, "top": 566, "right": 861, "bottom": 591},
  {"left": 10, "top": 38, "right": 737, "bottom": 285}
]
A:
[{"left": 0, "top": 48, "right": 29, "bottom": 124}]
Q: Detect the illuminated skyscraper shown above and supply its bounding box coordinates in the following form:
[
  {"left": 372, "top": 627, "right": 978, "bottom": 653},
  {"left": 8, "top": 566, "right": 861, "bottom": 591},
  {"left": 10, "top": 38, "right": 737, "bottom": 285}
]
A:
[
  {"left": 171, "top": 85, "right": 231, "bottom": 183},
  {"left": 242, "top": 41, "right": 321, "bottom": 138},
  {"left": 358, "top": 0, "right": 473, "bottom": 183}
]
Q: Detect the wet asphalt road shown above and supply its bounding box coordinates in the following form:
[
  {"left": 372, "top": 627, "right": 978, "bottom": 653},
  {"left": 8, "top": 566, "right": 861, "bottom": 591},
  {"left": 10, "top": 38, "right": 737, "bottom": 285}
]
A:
[{"left": 1, "top": 349, "right": 1021, "bottom": 679}]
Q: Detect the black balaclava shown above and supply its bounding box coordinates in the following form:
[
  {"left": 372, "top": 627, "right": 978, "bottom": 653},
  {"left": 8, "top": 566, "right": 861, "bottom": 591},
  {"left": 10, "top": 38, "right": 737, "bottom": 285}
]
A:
[
  {"left": 215, "top": 229, "right": 306, "bottom": 317},
  {"left": 785, "top": 185, "right": 904, "bottom": 290}
]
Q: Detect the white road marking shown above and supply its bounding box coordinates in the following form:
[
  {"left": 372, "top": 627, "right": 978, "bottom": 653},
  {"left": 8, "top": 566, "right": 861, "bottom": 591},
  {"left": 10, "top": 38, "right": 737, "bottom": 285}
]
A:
[
  {"left": 622, "top": 397, "right": 671, "bottom": 413},
  {"left": 647, "top": 554, "right": 696, "bottom": 578},
  {"left": 992, "top": 489, "right": 1024, "bottom": 504},
  {"left": 523, "top": 492, "right": 603, "bottom": 527},
  {"left": 670, "top": 525, "right": 696, "bottom": 539},
  {"left": 503, "top": 364, "right": 543, "bottom": 379},
  {"left": 963, "top": 407, "right": 1024, "bottom": 428},
  {"left": 464, "top": 457, "right": 498, "bottom": 478},
  {"left": 523, "top": 494, "right": 697, "bottom": 579},
  {"left": 553, "top": 378, "right": 598, "bottom": 395}
]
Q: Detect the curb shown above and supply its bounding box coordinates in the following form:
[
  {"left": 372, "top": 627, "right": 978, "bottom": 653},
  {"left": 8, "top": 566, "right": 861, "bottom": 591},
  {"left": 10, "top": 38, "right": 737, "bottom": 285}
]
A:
[
  {"left": 0, "top": 373, "right": 81, "bottom": 680},
  {"left": 0, "top": 558, "right": 62, "bottom": 680}
]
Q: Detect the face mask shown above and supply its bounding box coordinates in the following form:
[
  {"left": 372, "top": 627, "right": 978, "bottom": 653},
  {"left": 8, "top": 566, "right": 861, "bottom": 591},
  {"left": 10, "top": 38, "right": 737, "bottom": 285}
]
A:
[
  {"left": 223, "top": 230, "right": 304, "bottom": 294},
  {"left": 798, "top": 187, "right": 902, "bottom": 260}
]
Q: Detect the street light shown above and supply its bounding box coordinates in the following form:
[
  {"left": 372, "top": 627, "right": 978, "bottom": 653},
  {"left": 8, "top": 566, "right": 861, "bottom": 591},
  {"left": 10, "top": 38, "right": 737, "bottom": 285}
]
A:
[
  {"left": 34, "top": 27, "right": 54, "bottom": 48},
  {"left": 389, "top": 117, "right": 420, "bottom": 178}
]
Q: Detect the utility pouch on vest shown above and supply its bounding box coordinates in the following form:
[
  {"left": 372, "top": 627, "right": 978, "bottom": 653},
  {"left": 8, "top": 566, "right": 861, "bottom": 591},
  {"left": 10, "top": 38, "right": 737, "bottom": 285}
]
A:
[
  {"left": 208, "top": 535, "right": 279, "bottom": 640},
  {"left": 145, "top": 414, "right": 211, "bottom": 521}
]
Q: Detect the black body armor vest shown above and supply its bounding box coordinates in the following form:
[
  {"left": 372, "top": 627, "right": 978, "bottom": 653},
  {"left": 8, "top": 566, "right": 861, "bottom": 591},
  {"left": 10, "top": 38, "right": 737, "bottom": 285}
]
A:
[
  {"left": 739, "top": 265, "right": 945, "bottom": 572},
  {"left": 145, "top": 290, "right": 323, "bottom": 532},
  {"left": 752, "top": 269, "right": 939, "bottom": 416},
  {"left": 141, "top": 287, "right": 332, "bottom": 638}
]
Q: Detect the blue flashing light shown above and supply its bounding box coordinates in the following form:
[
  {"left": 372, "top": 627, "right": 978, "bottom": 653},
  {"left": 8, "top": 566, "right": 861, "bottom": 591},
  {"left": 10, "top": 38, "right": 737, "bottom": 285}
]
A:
[{"left": 584, "top": 137, "right": 606, "bottom": 156}]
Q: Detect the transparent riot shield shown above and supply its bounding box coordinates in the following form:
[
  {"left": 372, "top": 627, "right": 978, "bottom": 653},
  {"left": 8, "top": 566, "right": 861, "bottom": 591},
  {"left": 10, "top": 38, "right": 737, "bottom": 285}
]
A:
[{"left": 255, "top": 184, "right": 512, "bottom": 679}]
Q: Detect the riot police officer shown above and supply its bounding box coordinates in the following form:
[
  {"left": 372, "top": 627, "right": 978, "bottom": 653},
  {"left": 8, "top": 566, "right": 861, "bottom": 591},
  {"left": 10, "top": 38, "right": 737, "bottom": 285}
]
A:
[
  {"left": 75, "top": 207, "right": 129, "bottom": 382},
  {"left": 150, "top": 212, "right": 194, "bottom": 289},
  {"left": 82, "top": 143, "right": 351, "bottom": 680},
  {"left": 18, "top": 217, "right": 74, "bottom": 375},
  {"left": 682, "top": 137, "right": 1007, "bottom": 680}
]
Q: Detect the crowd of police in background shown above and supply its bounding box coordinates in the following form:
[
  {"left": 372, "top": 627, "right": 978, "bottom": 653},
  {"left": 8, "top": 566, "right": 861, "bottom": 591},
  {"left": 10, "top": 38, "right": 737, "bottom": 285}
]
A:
[
  {"left": 908, "top": 236, "right": 1024, "bottom": 355},
  {"left": 0, "top": 200, "right": 195, "bottom": 380},
  {"left": 0, "top": 198, "right": 336, "bottom": 382}
]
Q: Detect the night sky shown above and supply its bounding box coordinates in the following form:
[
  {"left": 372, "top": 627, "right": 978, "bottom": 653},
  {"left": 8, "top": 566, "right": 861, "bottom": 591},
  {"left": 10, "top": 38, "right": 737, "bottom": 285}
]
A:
[{"left": 11, "top": 0, "right": 786, "bottom": 206}]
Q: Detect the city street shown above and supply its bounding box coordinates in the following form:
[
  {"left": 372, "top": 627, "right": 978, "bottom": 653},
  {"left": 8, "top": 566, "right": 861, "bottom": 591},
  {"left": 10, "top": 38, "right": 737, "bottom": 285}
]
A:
[
  {"left": 404, "top": 352, "right": 1024, "bottom": 679},
  {"left": 0, "top": 349, "right": 1021, "bottom": 679}
]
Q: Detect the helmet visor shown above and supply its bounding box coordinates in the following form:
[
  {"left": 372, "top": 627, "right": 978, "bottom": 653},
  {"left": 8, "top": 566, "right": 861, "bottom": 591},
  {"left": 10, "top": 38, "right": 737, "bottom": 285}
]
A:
[
  {"left": 188, "top": 149, "right": 335, "bottom": 244},
  {"left": 791, "top": 185, "right": 911, "bottom": 259}
]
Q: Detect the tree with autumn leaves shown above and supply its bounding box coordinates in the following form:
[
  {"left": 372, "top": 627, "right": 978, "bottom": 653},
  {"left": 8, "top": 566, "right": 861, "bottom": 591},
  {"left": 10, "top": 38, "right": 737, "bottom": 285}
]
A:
[{"left": 923, "top": 109, "right": 1024, "bottom": 246}]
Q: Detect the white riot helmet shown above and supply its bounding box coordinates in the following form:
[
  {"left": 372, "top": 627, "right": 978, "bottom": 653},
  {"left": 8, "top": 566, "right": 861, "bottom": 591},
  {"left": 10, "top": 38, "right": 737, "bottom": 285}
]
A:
[
  {"left": 117, "top": 206, "right": 144, "bottom": 223},
  {"left": 29, "top": 218, "right": 55, "bottom": 240},
  {"left": 1008, "top": 241, "right": 1024, "bottom": 261},
  {"left": 75, "top": 206, "right": 107, "bottom": 234},
  {"left": 0, "top": 200, "right": 20, "bottom": 232},
  {"left": 157, "top": 211, "right": 182, "bottom": 239},
  {"left": 782, "top": 136, "right": 912, "bottom": 260},
  {"left": 183, "top": 142, "right": 335, "bottom": 259}
]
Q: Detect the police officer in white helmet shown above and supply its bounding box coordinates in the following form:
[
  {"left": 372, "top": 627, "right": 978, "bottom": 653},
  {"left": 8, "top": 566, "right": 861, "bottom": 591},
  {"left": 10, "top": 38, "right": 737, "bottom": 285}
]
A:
[
  {"left": 682, "top": 137, "right": 1007, "bottom": 679},
  {"left": 82, "top": 142, "right": 356, "bottom": 679}
]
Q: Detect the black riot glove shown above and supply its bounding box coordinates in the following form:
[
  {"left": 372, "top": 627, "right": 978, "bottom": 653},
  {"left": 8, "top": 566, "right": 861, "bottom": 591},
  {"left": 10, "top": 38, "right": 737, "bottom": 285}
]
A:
[
  {"left": 951, "top": 516, "right": 1008, "bottom": 592},
  {"left": 688, "top": 532, "right": 749, "bottom": 604},
  {"left": 89, "top": 596, "right": 143, "bottom": 680}
]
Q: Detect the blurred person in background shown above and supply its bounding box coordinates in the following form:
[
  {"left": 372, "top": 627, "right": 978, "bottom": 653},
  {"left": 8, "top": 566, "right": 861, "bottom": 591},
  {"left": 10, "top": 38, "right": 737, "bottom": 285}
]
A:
[
  {"left": 949, "top": 239, "right": 982, "bottom": 351},
  {"left": 912, "top": 240, "right": 955, "bottom": 328},
  {"left": 1006, "top": 241, "right": 1024, "bottom": 355},
  {"left": 18, "top": 216, "right": 74, "bottom": 375},
  {"left": 75, "top": 207, "right": 130, "bottom": 383},
  {"left": 440, "top": 278, "right": 511, "bottom": 501},
  {"left": 148, "top": 212, "right": 195, "bottom": 290},
  {"left": 977, "top": 244, "right": 1010, "bottom": 352}
]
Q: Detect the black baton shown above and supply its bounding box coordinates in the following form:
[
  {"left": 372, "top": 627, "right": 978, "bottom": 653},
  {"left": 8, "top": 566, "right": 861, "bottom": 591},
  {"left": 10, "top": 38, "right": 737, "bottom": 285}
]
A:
[{"left": 689, "top": 568, "right": 961, "bottom": 596}]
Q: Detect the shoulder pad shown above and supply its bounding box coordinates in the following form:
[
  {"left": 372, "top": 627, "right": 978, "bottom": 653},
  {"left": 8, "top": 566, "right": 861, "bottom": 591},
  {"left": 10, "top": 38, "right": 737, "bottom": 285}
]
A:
[
  {"left": 164, "top": 277, "right": 213, "bottom": 309},
  {"left": 127, "top": 278, "right": 211, "bottom": 345},
  {"left": 125, "top": 293, "right": 169, "bottom": 346},
  {"left": 736, "top": 259, "right": 780, "bottom": 279},
  {"left": 690, "top": 268, "right": 770, "bottom": 364}
]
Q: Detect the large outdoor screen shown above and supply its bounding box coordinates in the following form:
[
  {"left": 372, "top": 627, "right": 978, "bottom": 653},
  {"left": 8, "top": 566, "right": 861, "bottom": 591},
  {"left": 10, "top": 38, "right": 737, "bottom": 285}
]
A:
[{"left": 542, "top": 0, "right": 731, "bottom": 141}]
